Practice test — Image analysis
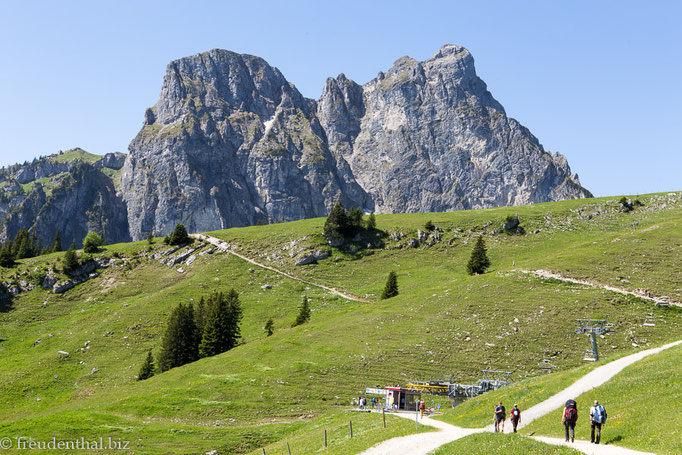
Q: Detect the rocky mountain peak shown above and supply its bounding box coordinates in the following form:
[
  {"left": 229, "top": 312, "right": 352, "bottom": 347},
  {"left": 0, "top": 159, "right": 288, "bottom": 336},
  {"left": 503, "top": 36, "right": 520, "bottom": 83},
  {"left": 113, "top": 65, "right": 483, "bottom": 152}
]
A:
[{"left": 2, "top": 45, "right": 592, "bottom": 244}]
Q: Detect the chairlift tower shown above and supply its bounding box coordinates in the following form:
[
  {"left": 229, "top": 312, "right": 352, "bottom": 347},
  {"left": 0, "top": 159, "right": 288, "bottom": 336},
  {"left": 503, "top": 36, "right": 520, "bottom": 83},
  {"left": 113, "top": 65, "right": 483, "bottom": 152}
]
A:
[{"left": 575, "top": 319, "right": 614, "bottom": 361}]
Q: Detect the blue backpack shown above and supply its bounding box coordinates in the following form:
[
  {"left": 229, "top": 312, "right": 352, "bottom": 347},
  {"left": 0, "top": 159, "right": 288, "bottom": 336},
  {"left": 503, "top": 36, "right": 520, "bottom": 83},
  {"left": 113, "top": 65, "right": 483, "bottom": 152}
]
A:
[{"left": 594, "top": 405, "right": 606, "bottom": 423}]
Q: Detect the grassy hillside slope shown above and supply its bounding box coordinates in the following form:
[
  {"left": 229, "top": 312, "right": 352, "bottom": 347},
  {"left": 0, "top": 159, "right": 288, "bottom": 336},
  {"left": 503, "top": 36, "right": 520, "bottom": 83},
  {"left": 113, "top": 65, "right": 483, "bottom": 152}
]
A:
[{"left": 0, "top": 192, "right": 680, "bottom": 454}]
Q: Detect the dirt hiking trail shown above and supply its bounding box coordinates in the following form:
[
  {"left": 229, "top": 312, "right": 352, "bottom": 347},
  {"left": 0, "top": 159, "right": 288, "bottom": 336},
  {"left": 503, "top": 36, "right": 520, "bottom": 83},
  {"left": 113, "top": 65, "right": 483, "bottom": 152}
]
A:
[
  {"left": 192, "top": 233, "right": 369, "bottom": 302},
  {"left": 526, "top": 269, "right": 680, "bottom": 308}
]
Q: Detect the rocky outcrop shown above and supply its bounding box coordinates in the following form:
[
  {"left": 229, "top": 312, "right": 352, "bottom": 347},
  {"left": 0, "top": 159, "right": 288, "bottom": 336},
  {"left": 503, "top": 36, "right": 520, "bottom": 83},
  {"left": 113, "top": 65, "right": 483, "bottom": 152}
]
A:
[
  {"left": 1, "top": 163, "right": 130, "bottom": 248},
  {"left": 120, "top": 46, "right": 589, "bottom": 240},
  {"left": 120, "top": 49, "right": 369, "bottom": 240},
  {"left": 319, "top": 45, "right": 591, "bottom": 213},
  {"left": 3, "top": 45, "right": 591, "bottom": 242}
]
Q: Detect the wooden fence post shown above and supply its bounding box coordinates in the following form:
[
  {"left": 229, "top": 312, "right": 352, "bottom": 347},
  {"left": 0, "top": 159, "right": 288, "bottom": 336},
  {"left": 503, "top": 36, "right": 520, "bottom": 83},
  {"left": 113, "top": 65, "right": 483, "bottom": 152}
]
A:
[
  {"left": 350, "top": 419, "right": 353, "bottom": 438},
  {"left": 324, "top": 429, "right": 327, "bottom": 448}
]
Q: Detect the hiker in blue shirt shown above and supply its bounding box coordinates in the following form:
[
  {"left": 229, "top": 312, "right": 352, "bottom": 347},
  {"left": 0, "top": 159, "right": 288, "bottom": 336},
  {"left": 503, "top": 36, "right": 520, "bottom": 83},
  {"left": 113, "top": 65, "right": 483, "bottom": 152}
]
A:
[{"left": 590, "top": 400, "right": 607, "bottom": 444}]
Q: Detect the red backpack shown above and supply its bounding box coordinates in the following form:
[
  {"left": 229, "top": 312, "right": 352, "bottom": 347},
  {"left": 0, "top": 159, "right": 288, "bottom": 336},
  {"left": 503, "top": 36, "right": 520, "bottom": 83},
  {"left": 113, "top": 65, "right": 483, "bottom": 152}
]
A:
[{"left": 567, "top": 407, "right": 577, "bottom": 422}]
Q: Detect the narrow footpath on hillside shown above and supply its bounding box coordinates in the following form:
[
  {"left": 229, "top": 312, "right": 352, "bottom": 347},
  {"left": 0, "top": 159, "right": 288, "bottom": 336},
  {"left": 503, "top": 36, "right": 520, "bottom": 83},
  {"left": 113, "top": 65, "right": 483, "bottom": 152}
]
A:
[
  {"left": 524, "top": 269, "right": 680, "bottom": 308},
  {"left": 191, "top": 233, "right": 369, "bottom": 302},
  {"left": 359, "top": 340, "right": 682, "bottom": 455}
]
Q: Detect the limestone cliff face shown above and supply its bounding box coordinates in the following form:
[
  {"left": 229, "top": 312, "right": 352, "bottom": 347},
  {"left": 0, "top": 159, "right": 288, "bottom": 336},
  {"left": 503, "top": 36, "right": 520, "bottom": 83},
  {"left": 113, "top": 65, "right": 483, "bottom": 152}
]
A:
[
  {"left": 121, "top": 45, "right": 589, "bottom": 239},
  {"left": 3, "top": 45, "right": 591, "bottom": 243},
  {"left": 121, "top": 49, "right": 368, "bottom": 240},
  {"left": 1, "top": 164, "right": 130, "bottom": 248},
  {"left": 318, "top": 45, "right": 590, "bottom": 213}
]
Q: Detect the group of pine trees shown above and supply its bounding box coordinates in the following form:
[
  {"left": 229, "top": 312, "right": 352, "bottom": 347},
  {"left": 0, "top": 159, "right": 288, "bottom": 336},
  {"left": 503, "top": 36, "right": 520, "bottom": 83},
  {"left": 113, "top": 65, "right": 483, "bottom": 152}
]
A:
[
  {"left": 139, "top": 290, "right": 243, "bottom": 380},
  {"left": 323, "top": 201, "right": 376, "bottom": 240},
  {"left": 0, "top": 229, "right": 64, "bottom": 267}
]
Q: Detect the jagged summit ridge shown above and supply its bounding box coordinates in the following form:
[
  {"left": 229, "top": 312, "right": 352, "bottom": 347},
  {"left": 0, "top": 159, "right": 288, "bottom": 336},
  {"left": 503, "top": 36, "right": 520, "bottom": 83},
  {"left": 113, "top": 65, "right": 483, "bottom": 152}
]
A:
[{"left": 1, "top": 45, "right": 591, "bottom": 245}]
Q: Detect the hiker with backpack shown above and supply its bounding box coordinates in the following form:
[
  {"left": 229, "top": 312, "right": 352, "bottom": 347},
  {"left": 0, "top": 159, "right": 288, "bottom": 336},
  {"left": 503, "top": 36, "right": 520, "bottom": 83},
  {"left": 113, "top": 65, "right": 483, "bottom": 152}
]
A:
[
  {"left": 562, "top": 399, "right": 578, "bottom": 443},
  {"left": 494, "top": 401, "right": 506, "bottom": 433},
  {"left": 590, "top": 400, "right": 607, "bottom": 444},
  {"left": 510, "top": 404, "right": 521, "bottom": 433}
]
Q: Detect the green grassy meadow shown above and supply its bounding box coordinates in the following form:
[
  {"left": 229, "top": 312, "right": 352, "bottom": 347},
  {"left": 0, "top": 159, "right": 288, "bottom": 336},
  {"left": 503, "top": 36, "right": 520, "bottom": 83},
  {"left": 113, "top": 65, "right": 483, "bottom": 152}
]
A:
[
  {"left": 432, "top": 433, "right": 581, "bottom": 454},
  {"left": 0, "top": 192, "right": 680, "bottom": 454}
]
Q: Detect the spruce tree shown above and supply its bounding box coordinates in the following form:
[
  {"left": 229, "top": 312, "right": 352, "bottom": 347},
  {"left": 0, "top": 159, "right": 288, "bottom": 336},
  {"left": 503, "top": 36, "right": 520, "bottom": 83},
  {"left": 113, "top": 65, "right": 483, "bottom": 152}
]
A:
[
  {"left": 348, "top": 207, "right": 363, "bottom": 233},
  {"left": 225, "top": 288, "right": 243, "bottom": 349},
  {"left": 264, "top": 318, "right": 274, "bottom": 336},
  {"left": 381, "top": 271, "right": 399, "bottom": 299},
  {"left": 466, "top": 236, "right": 491, "bottom": 275},
  {"left": 62, "top": 241, "right": 79, "bottom": 273},
  {"left": 51, "top": 229, "right": 63, "bottom": 253},
  {"left": 323, "top": 201, "right": 349, "bottom": 239},
  {"left": 199, "top": 292, "right": 229, "bottom": 358},
  {"left": 366, "top": 211, "right": 376, "bottom": 230},
  {"left": 137, "top": 350, "right": 155, "bottom": 380},
  {"left": 147, "top": 232, "right": 154, "bottom": 245},
  {"left": 0, "top": 240, "right": 15, "bottom": 268},
  {"left": 292, "top": 295, "right": 311, "bottom": 327},
  {"left": 157, "top": 303, "right": 199, "bottom": 371},
  {"left": 169, "top": 224, "right": 191, "bottom": 245}
]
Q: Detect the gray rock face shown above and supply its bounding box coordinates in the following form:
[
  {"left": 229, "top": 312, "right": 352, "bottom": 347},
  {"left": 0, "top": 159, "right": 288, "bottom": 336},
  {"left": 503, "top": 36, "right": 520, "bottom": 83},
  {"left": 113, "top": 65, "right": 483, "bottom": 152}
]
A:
[
  {"left": 120, "top": 45, "right": 589, "bottom": 240},
  {"left": 318, "top": 45, "right": 591, "bottom": 213},
  {"left": 121, "top": 49, "right": 368, "bottom": 240},
  {"left": 3, "top": 45, "right": 591, "bottom": 242},
  {"left": 1, "top": 164, "right": 130, "bottom": 248}
]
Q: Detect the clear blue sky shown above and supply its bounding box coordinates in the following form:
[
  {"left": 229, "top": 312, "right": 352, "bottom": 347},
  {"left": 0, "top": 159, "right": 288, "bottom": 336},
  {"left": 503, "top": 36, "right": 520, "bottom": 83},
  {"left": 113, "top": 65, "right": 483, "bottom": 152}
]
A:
[{"left": 1, "top": 0, "right": 680, "bottom": 197}]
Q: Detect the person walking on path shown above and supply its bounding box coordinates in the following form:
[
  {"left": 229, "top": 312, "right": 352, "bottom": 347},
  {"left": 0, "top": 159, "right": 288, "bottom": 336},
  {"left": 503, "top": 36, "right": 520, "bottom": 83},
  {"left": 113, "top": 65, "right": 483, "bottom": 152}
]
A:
[
  {"left": 419, "top": 400, "right": 425, "bottom": 418},
  {"left": 494, "top": 401, "right": 506, "bottom": 433},
  {"left": 562, "top": 399, "right": 578, "bottom": 443},
  {"left": 510, "top": 404, "right": 521, "bottom": 433},
  {"left": 590, "top": 400, "right": 607, "bottom": 444}
]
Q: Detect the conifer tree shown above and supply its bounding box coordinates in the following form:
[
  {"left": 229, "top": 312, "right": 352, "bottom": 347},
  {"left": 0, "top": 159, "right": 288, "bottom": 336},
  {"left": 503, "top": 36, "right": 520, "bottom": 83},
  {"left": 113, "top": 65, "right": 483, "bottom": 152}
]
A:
[
  {"left": 348, "top": 207, "right": 364, "bottom": 233},
  {"left": 62, "top": 241, "right": 79, "bottom": 273},
  {"left": 381, "top": 271, "right": 399, "bottom": 299},
  {"left": 137, "top": 350, "right": 155, "bottom": 380},
  {"left": 366, "top": 211, "right": 376, "bottom": 230},
  {"left": 51, "top": 229, "right": 63, "bottom": 253},
  {"left": 323, "top": 201, "right": 349, "bottom": 239},
  {"left": 168, "top": 224, "right": 192, "bottom": 245},
  {"left": 199, "top": 292, "right": 229, "bottom": 358},
  {"left": 264, "top": 318, "right": 274, "bottom": 336},
  {"left": 0, "top": 240, "right": 15, "bottom": 268},
  {"left": 225, "top": 288, "right": 243, "bottom": 350},
  {"left": 292, "top": 295, "right": 311, "bottom": 327},
  {"left": 157, "top": 303, "right": 199, "bottom": 371},
  {"left": 466, "top": 236, "right": 491, "bottom": 275},
  {"left": 147, "top": 232, "right": 154, "bottom": 245}
]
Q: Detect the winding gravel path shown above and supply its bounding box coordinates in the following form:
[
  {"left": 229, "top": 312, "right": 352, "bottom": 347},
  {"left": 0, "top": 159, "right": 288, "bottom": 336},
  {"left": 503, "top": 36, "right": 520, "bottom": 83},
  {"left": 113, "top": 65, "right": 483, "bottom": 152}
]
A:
[
  {"left": 525, "top": 269, "right": 680, "bottom": 308},
  {"left": 359, "top": 340, "right": 681, "bottom": 455},
  {"left": 191, "top": 233, "right": 369, "bottom": 302}
]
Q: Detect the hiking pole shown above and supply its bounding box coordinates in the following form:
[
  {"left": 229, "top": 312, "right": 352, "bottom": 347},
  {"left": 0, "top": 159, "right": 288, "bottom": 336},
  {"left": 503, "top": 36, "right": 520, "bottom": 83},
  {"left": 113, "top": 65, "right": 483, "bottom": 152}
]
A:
[
  {"left": 324, "top": 429, "right": 327, "bottom": 448},
  {"left": 287, "top": 442, "right": 291, "bottom": 455},
  {"left": 350, "top": 419, "right": 353, "bottom": 438},
  {"left": 416, "top": 402, "right": 418, "bottom": 430}
]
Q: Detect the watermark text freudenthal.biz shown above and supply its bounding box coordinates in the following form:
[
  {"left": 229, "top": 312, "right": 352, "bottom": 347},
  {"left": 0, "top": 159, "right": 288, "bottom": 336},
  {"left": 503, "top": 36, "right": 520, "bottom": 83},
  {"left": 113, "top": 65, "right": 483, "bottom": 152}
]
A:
[{"left": 0, "top": 437, "right": 130, "bottom": 450}]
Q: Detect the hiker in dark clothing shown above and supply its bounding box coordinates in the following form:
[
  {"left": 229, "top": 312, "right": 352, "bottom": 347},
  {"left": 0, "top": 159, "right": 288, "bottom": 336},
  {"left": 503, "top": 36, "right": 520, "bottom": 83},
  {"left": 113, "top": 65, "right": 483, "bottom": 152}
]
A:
[
  {"left": 494, "top": 401, "right": 506, "bottom": 433},
  {"left": 562, "top": 399, "right": 578, "bottom": 442},
  {"left": 590, "top": 400, "right": 607, "bottom": 444},
  {"left": 510, "top": 404, "right": 521, "bottom": 433}
]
